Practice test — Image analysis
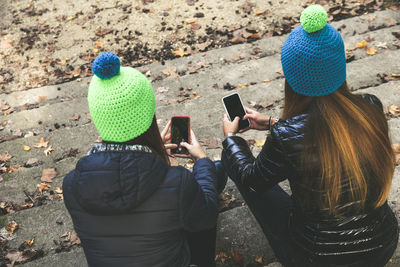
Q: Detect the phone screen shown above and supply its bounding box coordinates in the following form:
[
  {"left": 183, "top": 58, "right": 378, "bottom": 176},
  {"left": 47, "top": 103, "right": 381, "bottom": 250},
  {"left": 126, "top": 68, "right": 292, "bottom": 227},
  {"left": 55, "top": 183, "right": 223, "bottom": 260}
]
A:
[
  {"left": 171, "top": 117, "right": 190, "bottom": 154},
  {"left": 223, "top": 93, "right": 250, "bottom": 131}
]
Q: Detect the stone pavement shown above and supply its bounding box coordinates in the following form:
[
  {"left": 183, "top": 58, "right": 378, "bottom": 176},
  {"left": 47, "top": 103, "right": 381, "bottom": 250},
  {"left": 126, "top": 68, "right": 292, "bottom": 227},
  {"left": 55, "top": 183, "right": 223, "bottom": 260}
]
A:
[{"left": 0, "top": 9, "right": 400, "bottom": 266}]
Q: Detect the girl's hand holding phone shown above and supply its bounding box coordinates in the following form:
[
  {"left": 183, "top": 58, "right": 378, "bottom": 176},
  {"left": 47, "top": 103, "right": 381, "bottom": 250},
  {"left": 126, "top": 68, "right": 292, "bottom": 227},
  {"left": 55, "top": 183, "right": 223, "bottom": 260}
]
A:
[
  {"left": 180, "top": 130, "right": 206, "bottom": 162},
  {"left": 222, "top": 114, "right": 240, "bottom": 136},
  {"left": 242, "top": 107, "right": 275, "bottom": 132}
]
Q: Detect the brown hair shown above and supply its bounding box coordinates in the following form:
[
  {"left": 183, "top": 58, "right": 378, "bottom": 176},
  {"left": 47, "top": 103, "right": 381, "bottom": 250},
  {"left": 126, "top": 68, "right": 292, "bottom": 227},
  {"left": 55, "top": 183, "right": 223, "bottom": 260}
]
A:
[
  {"left": 283, "top": 80, "right": 395, "bottom": 214},
  {"left": 105, "top": 115, "right": 170, "bottom": 165}
]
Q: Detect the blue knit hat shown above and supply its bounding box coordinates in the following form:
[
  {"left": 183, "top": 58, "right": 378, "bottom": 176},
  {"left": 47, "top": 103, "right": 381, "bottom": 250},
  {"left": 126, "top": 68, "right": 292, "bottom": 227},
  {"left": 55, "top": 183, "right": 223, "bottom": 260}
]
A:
[{"left": 281, "top": 5, "right": 346, "bottom": 96}]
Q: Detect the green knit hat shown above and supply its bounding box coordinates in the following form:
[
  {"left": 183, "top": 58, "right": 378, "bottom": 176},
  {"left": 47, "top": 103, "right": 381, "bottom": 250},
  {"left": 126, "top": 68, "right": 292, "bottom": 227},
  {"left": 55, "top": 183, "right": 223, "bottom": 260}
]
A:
[{"left": 88, "top": 52, "right": 155, "bottom": 142}]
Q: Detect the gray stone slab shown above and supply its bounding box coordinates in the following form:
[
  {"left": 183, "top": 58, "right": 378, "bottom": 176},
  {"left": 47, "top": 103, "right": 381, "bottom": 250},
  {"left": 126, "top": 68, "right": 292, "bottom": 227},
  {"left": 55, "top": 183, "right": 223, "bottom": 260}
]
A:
[
  {"left": 3, "top": 202, "right": 73, "bottom": 251},
  {"left": 216, "top": 206, "right": 276, "bottom": 267},
  {"left": 0, "top": 157, "right": 78, "bottom": 203},
  {"left": 21, "top": 247, "right": 87, "bottom": 267}
]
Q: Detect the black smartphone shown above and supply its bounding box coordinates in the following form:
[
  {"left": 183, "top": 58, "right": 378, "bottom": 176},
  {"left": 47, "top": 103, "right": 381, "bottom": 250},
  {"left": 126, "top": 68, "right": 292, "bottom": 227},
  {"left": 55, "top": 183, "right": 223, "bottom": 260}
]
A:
[
  {"left": 170, "top": 116, "right": 190, "bottom": 155},
  {"left": 222, "top": 93, "right": 250, "bottom": 131}
]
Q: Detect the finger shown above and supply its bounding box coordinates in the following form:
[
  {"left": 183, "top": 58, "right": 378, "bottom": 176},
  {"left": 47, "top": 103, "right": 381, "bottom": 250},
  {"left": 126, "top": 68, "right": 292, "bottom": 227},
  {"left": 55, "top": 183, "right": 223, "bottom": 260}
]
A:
[
  {"left": 239, "top": 127, "right": 250, "bottom": 133},
  {"left": 243, "top": 113, "right": 256, "bottom": 120},
  {"left": 244, "top": 107, "right": 255, "bottom": 114},
  {"left": 164, "top": 144, "right": 178, "bottom": 149},
  {"left": 165, "top": 133, "right": 171, "bottom": 141},
  {"left": 233, "top": 116, "right": 241, "bottom": 123},
  {"left": 189, "top": 130, "right": 199, "bottom": 145},
  {"left": 180, "top": 142, "right": 191, "bottom": 149},
  {"left": 174, "top": 154, "right": 191, "bottom": 158},
  {"left": 223, "top": 113, "right": 230, "bottom": 121},
  {"left": 161, "top": 119, "right": 172, "bottom": 138}
]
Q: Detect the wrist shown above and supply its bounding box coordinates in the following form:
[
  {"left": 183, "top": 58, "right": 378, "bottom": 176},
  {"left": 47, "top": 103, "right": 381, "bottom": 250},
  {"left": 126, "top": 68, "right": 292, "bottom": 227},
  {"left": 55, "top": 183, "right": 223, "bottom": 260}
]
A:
[
  {"left": 194, "top": 154, "right": 207, "bottom": 162},
  {"left": 224, "top": 132, "right": 236, "bottom": 138}
]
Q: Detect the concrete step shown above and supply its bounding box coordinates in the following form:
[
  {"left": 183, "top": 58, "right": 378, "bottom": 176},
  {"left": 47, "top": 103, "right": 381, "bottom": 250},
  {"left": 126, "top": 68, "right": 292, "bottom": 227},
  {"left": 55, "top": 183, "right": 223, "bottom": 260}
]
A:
[
  {"left": 21, "top": 247, "right": 87, "bottom": 267},
  {"left": 2, "top": 44, "right": 400, "bottom": 141},
  {"left": 2, "top": 201, "right": 73, "bottom": 251},
  {"left": 1, "top": 79, "right": 399, "bottom": 202},
  {"left": 0, "top": 157, "right": 78, "bottom": 203},
  {"left": 0, "top": 10, "right": 398, "bottom": 113}
]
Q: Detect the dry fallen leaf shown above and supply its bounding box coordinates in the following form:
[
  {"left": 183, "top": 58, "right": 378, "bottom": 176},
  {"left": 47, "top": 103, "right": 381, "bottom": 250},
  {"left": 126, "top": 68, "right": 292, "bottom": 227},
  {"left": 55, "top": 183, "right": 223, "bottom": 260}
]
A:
[
  {"left": 25, "top": 238, "right": 34, "bottom": 246},
  {"left": 6, "top": 221, "right": 19, "bottom": 234},
  {"left": 247, "top": 139, "right": 256, "bottom": 146},
  {"left": 254, "top": 10, "right": 265, "bottom": 16},
  {"left": 215, "top": 251, "right": 229, "bottom": 264},
  {"left": 72, "top": 114, "right": 81, "bottom": 121},
  {"left": 172, "top": 48, "right": 188, "bottom": 57},
  {"left": 256, "top": 140, "right": 265, "bottom": 147},
  {"left": 157, "top": 87, "right": 169, "bottom": 93},
  {"left": 255, "top": 255, "right": 263, "bottom": 264},
  {"left": 37, "top": 96, "right": 47, "bottom": 102},
  {"left": 24, "top": 131, "right": 34, "bottom": 138},
  {"left": 237, "top": 83, "right": 249, "bottom": 89},
  {"left": 0, "top": 151, "right": 12, "bottom": 162},
  {"left": 5, "top": 250, "right": 27, "bottom": 266},
  {"left": 37, "top": 183, "right": 51, "bottom": 192},
  {"left": 356, "top": 40, "right": 368, "bottom": 48},
  {"left": 366, "top": 46, "right": 377, "bottom": 55},
  {"left": 162, "top": 66, "right": 180, "bottom": 79},
  {"left": 388, "top": 105, "right": 400, "bottom": 117},
  {"left": 23, "top": 146, "right": 31, "bottom": 151},
  {"left": 95, "top": 41, "right": 103, "bottom": 48},
  {"left": 55, "top": 187, "right": 64, "bottom": 200},
  {"left": 25, "top": 158, "right": 40, "bottom": 167},
  {"left": 61, "top": 231, "right": 81, "bottom": 246},
  {"left": 34, "top": 138, "right": 49, "bottom": 148},
  {"left": 44, "top": 145, "right": 54, "bottom": 156},
  {"left": 0, "top": 39, "right": 13, "bottom": 49},
  {"left": 185, "top": 19, "right": 196, "bottom": 24},
  {"left": 231, "top": 250, "right": 244, "bottom": 264},
  {"left": 393, "top": 144, "right": 400, "bottom": 165},
  {"left": 41, "top": 168, "right": 58, "bottom": 183}
]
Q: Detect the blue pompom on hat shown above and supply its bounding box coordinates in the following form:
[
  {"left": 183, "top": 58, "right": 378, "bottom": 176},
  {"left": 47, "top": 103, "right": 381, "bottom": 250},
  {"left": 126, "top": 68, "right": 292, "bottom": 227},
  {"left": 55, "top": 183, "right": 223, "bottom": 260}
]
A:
[
  {"left": 92, "top": 52, "right": 121, "bottom": 79},
  {"left": 281, "top": 5, "right": 346, "bottom": 96}
]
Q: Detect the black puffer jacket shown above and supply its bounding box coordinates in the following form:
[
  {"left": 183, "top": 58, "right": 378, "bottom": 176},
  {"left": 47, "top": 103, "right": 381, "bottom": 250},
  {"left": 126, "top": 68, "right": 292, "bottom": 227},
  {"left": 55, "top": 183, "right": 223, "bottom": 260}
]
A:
[
  {"left": 63, "top": 143, "right": 218, "bottom": 267},
  {"left": 222, "top": 94, "right": 398, "bottom": 266}
]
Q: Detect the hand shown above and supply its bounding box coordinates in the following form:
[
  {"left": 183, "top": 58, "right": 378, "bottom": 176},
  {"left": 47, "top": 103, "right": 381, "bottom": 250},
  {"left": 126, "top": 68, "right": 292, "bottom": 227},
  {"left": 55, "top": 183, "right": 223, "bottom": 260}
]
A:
[
  {"left": 242, "top": 107, "right": 271, "bottom": 132},
  {"left": 222, "top": 114, "right": 240, "bottom": 136},
  {"left": 180, "top": 130, "right": 207, "bottom": 161},
  {"left": 160, "top": 120, "right": 178, "bottom": 153}
]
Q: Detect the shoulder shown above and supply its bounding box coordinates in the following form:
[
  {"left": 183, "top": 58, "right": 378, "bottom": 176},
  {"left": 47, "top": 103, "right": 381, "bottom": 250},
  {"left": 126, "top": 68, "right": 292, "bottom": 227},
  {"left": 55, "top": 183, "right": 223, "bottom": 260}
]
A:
[
  {"left": 357, "top": 93, "right": 383, "bottom": 111},
  {"left": 271, "top": 114, "right": 307, "bottom": 142}
]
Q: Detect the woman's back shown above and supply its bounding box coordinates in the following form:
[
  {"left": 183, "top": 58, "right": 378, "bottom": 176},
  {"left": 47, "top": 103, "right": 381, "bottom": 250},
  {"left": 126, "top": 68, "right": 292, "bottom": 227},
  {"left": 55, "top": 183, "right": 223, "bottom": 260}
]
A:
[
  {"left": 270, "top": 93, "right": 398, "bottom": 265},
  {"left": 63, "top": 144, "right": 218, "bottom": 267}
]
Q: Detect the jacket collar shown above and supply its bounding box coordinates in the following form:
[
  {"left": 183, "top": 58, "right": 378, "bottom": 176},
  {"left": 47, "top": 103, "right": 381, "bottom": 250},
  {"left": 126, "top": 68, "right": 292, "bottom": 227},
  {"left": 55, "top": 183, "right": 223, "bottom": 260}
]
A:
[{"left": 87, "top": 143, "right": 152, "bottom": 155}]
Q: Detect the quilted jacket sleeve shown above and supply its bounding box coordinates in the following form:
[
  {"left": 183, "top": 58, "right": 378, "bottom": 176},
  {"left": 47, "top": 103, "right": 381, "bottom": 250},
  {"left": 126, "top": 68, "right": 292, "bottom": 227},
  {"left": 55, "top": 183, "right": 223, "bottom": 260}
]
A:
[
  {"left": 181, "top": 158, "right": 219, "bottom": 232},
  {"left": 222, "top": 128, "right": 289, "bottom": 192}
]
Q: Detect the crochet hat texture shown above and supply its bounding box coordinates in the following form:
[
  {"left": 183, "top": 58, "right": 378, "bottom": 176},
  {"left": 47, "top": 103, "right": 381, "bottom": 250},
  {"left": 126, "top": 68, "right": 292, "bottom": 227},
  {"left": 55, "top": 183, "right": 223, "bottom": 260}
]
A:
[
  {"left": 281, "top": 5, "right": 346, "bottom": 96},
  {"left": 88, "top": 52, "right": 155, "bottom": 142}
]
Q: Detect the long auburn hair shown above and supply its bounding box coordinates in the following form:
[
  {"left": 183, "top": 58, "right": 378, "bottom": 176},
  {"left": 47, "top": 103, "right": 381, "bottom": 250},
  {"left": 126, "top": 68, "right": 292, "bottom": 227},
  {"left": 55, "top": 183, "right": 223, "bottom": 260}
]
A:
[
  {"left": 105, "top": 115, "right": 170, "bottom": 165},
  {"left": 282, "top": 80, "right": 395, "bottom": 215}
]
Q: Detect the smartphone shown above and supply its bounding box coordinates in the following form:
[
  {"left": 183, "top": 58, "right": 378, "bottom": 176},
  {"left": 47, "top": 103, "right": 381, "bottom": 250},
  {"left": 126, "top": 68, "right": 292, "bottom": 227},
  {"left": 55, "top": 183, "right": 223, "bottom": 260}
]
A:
[
  {"left": 222, "top": 93, "right": 250, "bottom": 131},
  {"left": 170, "top": 116, "right": 190, "bottom": 155}
]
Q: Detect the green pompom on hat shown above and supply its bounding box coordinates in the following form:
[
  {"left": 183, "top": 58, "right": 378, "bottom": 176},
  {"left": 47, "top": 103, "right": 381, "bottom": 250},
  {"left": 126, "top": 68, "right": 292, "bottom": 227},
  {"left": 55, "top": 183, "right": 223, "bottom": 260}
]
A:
[
  {"left": 300, "top": 4, "right": 328, "bottom": 33},
  {"left": 88, "top": 52, "right": 155, "bottom": 143}
]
